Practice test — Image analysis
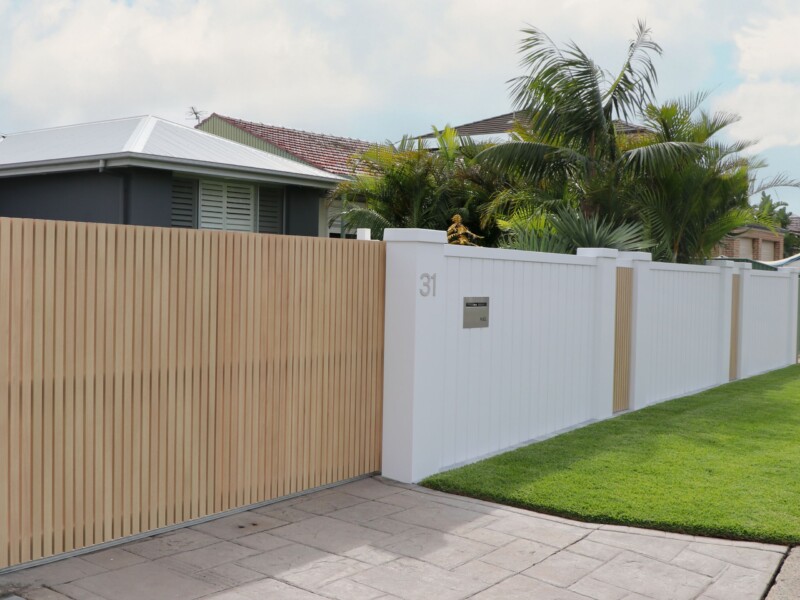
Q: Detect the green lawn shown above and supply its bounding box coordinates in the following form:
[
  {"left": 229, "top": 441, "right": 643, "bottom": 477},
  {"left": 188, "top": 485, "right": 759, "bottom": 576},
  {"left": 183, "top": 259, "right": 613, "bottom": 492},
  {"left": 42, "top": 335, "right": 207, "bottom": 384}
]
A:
[{"left": 422, "top": 365, "right": 800, "bottom": 545}]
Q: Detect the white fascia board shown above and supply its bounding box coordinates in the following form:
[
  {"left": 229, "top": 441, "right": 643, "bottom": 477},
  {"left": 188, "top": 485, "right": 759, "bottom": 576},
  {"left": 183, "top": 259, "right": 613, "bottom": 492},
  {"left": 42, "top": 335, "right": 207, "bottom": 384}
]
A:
[
  {"left": 0, "top": 156, "right": 112, "bottom": 177},
  {"left": 0, "top": 153, "right": 342, "bottom": 189},
  {"left": 109, "top": 156, "right": 342, "bottom": 189}
]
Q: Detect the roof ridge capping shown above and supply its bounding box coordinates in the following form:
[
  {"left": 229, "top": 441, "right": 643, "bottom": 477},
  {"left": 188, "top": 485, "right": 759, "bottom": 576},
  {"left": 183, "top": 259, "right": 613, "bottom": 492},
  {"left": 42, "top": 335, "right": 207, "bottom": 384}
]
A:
[
  {"left": 122, "top": 116, "right": 159, "bottom": 153},
  {"left": 1, "top": 115, "right": 151, "bottom": 137}
]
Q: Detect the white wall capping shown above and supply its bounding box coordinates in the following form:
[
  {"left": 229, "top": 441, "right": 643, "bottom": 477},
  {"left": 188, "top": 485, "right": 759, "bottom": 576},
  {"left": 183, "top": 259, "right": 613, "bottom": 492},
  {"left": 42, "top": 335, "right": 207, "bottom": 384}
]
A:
[
  {"left": 576, "top": 247, "right": 620, "bottom": 259},
  {"left": 383, "top": 228, "right": 447, "bottom": 244},
  {"left": 356, "top": 228, "right": 372, "bottom": 241},
  {"left": 707, "top": 259, "right": 735, "bottom": 269},
  {"left": 444, "top": 244, "right": 596, "bottom": 266},
  {"left": 618, "top": 251, "right": 652, "bottom": 262}
]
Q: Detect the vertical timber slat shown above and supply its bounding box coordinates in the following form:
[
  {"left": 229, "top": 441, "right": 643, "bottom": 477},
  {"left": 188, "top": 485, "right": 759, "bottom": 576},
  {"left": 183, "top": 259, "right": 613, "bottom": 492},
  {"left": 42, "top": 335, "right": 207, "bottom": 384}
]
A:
[{"left": 613, "top": 267, "right": 633, "bottom": 413}]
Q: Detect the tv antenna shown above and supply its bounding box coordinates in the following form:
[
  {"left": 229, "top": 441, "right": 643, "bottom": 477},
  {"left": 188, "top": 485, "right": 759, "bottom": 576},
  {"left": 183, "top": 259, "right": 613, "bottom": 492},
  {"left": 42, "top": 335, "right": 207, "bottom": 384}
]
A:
[{"left": 187, "top": 106, "right": 207, "bottom": 124}]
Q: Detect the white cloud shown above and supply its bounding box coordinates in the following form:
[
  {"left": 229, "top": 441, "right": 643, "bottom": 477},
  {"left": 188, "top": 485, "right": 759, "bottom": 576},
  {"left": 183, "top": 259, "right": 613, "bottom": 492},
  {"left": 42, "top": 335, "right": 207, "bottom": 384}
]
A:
[
  {"left": 1, "top": 0, "right": 377, "bottom": 133},
  {"left": 715, "top": 9, "right": 800, "bottom": 152},
  {"left": 717, "top": 81, "right": 800, "bottom": 151},
  {"left": 735, "top": 13, "right": 800, "bottom": 79},
  {"left": 0, "top": 0, "right": 791, "bottom": 145}
]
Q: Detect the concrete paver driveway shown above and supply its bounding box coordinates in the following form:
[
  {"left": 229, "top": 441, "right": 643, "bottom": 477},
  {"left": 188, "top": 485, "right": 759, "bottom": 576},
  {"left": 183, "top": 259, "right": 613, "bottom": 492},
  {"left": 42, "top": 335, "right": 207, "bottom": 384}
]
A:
[{"left": 0, "top": 477, "right": 788, "bottom": 600}]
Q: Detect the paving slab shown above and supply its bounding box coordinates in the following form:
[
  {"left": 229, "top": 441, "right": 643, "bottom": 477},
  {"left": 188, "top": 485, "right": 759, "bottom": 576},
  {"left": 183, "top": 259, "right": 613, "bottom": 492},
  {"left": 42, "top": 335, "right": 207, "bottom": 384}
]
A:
[
  {"left": 0, "top": 477, "right": 788, "bottom": 600},
  {"left": 765, "top": 547, "right": 800, "bottom": 600}
]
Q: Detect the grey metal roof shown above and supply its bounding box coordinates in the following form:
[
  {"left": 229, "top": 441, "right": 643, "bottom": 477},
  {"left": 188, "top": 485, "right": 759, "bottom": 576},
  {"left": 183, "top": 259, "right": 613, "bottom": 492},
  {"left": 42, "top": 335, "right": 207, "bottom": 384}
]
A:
[{"left": 0, "top": 116, "right": 342, "bottom": 187}]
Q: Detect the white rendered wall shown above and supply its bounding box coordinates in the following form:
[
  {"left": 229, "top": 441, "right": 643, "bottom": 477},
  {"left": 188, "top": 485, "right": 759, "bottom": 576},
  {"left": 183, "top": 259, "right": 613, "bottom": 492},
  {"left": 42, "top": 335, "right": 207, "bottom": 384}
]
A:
[
  {"left": 439, "top": 247, "right": 604, "bottom": 470},
  {"left": 739, "top": 270, "right": 798, "bottom": 378},
  {"left": 631, "top": 263, "right": 730, "bottom": 408},
  {"left": 382, "top": 229, "right": 800, "bottom": 483},
  {"left": 382, "top": 233, "right": 617, "bottom": 482}
]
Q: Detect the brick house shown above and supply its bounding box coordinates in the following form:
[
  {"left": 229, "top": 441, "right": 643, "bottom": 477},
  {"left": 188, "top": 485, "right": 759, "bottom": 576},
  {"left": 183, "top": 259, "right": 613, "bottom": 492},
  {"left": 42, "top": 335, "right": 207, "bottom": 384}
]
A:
[{"left": 715, "top": 225, "right": 784, "bottom": 261}]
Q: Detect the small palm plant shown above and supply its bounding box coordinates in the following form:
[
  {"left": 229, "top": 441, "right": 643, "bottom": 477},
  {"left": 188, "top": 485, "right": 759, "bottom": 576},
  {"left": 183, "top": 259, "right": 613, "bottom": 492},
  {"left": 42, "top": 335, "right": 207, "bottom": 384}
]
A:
[{"left": 499, "top": 205, "right": 651, "bottom": 254}]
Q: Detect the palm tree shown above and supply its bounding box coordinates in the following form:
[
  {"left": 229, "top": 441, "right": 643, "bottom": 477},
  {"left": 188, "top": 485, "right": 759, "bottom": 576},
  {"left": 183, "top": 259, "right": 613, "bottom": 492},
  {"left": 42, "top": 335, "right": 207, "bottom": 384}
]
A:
[
  {"left": 637, "top": 93, "right": 798, "bottom": 262},
  {"left": 497, "top": 204, "right": 651, "bottom": 254},
  {"left": 478, "top": 21, "right": 699, "bottom": 221},
  {"left": 329, "top": 127, "right": 498, "bottom": 241}
]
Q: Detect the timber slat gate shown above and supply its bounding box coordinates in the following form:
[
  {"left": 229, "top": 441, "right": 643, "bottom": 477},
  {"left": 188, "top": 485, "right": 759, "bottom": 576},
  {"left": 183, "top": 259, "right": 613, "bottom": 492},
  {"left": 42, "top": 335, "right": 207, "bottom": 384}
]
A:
[{"left": 0, "top": 217, "right": 386, "bottom": 570}]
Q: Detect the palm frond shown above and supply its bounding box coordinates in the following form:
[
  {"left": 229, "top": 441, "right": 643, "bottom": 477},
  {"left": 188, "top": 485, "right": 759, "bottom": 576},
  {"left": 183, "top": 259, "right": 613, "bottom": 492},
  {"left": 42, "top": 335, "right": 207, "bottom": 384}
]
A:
[
  {"left": 620, "top": 141, "right": 702, "bottom": 174},
  {"left": 604, "top": 20, "right": 662, "bottom": 123},
  {"left": 749, "top": 172, "right": 800, "bottom": 196}
]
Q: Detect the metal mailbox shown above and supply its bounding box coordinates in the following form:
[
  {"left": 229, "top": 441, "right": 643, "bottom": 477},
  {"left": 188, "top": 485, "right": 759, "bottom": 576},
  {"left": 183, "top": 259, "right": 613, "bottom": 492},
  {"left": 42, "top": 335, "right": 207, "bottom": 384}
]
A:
[{"left": 463, "top": 296, "right": 489, "bottom": 328}]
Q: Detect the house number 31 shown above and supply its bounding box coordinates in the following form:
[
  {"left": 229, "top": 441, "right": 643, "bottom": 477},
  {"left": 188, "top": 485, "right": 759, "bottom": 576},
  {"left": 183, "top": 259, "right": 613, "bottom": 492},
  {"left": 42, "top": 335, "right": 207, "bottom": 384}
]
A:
[{"left": 419, "top": 273, "right": 437, "bottom": 297}]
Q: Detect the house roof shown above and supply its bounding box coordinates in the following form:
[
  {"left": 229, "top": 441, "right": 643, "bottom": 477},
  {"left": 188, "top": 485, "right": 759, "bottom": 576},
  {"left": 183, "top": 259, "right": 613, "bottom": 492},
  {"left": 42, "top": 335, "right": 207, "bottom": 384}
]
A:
[
  {"left": 204, "top": 114, "right": 375, "bottom": 177},
  {"left": 419, "top": 112, "right": 650, "bottom": 141},
  {"left": 0, "top": 116, "right": 342, "bottom": 188},
  {"left": 420, "top": 112, "right": 525, "bottom": 139}
]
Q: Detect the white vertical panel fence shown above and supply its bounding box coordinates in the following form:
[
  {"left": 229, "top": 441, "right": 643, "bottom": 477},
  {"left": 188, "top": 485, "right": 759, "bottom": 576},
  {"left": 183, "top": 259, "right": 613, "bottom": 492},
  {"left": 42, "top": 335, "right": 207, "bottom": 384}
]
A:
[
  {"left": 382, "top": 229, "right": 800, "bottom": 483},
  {"left": 630, "top": 261, "right": 733, "bottom": 408},
  {"left": 439, "top": 246, "right": 610, "bottom": 471},
  {"left": 739, "top": 269, "right": 799, "bottom": 378}
]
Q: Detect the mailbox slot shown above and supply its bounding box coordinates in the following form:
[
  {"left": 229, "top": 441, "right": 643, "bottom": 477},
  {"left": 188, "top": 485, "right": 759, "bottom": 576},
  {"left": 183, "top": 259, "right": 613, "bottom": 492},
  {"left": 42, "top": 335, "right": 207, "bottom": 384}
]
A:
[{"left": 463, "top": 296, "right": 489, "bottom": 328}]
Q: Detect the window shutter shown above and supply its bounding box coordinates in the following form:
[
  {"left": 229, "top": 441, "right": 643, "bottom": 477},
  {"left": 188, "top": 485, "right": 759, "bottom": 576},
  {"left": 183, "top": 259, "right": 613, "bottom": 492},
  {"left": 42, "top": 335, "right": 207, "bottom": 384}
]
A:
[
  {"left": 199, "top": 180, "right": 225, "bottom": 230},
  {"left": 225, "top": 183, "right": 256, "bottom": 232},
  {"left": 258, "top": 187, "right": 283, "bottom": 234},
  {"left": 199, "top": 180, "right": 255, "bottom": 232},
  {"left": 171, "top": 179, "right": 196, "bottom": 228}
]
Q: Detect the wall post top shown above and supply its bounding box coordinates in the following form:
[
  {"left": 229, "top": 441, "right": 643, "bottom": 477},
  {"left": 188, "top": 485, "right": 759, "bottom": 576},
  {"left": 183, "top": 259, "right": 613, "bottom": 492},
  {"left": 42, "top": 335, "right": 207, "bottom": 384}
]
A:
[
  {"left": 618, "top": 251, "right": 653, "bottom": 262},
  {"left": 576, "top": 248, "right": 620, "bottom": 259},
  {"left": 384, "top": 228, "right": 447, "bottom": 244}
]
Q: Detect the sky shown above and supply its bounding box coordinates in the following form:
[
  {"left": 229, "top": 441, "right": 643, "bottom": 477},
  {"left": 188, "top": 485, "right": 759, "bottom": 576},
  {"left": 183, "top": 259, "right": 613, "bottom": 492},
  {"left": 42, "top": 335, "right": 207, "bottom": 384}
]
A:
[{"left": 1, "top": 0, "right": 799, "bottom": 211}]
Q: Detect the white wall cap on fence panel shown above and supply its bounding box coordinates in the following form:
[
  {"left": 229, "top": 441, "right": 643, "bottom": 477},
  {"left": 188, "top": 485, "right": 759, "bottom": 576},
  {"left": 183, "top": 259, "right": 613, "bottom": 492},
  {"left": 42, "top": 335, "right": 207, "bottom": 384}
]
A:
[
  {"left": 706, "top": 259, "right": 735, "bottom": 269},
  {"left": 384, "top": 228, "right": 446, "bottom": 244},
  {"left": 751, "top": 269, "right": 792, "bottom": 278},
  {"left": 356, "top": 228, "right": 372, "bottom": 241},
  {"left": 618, "top": 251, "right": 652, "bottom": 261},
  {"left": 779, "top": 266, "right": 800, "bottom": 273},
  {"left": 444, "top": 244, "right": 596, "bottom": 266},
  {"left": 618, "top": 251, "right": 652, "bottom": 268},
  {"left": 576, "top": 247, "right": 620, "bottom": 258},
  {"left": 736, "top": 262, "right": 753, "bottom": 271},
  {"left": 649, "top": 262, "right": 723, "bottom": 274}
]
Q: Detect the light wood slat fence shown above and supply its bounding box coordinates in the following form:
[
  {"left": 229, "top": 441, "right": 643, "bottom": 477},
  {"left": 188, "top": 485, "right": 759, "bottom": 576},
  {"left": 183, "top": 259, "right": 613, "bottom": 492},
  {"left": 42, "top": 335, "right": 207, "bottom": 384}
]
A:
[
  {"left": 613, "top": 267, "right": 633, "bottom": 413},
  {"left": 0, "top": 217, "right": 386, "bottom": 570}
]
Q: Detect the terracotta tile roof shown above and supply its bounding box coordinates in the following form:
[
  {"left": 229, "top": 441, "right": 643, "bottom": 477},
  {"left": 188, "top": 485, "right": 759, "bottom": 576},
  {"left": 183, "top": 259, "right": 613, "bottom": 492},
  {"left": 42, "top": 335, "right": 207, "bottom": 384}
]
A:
[{"left": 210, "top": 114, "right": 376, "bottom": 177}]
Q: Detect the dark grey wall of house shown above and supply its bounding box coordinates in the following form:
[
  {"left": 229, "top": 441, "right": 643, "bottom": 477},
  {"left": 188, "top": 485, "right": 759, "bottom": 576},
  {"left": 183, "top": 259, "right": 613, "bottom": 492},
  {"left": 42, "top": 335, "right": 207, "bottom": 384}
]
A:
[
  {"left": 0, "top": 171, "right": 126, "bottom": 223},
  {"left": 0, "top": 169, "right": 329, "bottom": 236},
  {"left": 285, "top": 186, "right": 323, "bottom": 237},
  {"left": 0, "top": 168, "right": 174, "bottom": 227},
  {"left": 125, "top": 169, "right": 172, "bottom": 226}
]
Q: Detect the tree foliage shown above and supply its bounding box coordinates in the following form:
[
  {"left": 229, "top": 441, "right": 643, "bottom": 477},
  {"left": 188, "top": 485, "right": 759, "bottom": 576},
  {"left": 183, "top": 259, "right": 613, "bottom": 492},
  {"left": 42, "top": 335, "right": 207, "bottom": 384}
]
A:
[{"left": 329, "top": 127, "right": 502, "bottom": 242}]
